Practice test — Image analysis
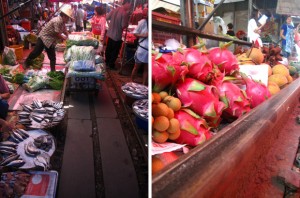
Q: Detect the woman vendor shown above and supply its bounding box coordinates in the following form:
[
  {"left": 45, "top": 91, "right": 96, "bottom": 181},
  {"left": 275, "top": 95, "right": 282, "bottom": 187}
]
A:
[{"left": 0, "top": 75, "right": 10, "bottom": 120}]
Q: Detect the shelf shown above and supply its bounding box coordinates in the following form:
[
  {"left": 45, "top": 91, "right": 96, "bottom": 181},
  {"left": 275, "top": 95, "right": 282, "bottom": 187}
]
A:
[{"left": 152, "top": 20, "right": 252, "bottom": 46}]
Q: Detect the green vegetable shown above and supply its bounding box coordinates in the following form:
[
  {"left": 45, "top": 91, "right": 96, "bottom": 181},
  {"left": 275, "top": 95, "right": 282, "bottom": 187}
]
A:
[
  {"left": 0, "top": 67, "right": 10, "bottom": 75},
  {"left": 48, "top": 78, "right": 64, "bottom": 90},
  {"left": 66, "top": 39, "right": 99, "bottom": 49},
  {"left": 12, "top": 73, "right": 24, "bottom": 84},
  {"left": 47, "top": 71, "right": 64, "bottom": 80}
]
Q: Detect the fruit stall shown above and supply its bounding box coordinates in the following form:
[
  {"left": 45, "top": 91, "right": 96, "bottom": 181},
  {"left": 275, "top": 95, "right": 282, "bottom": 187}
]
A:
[{"left": 151, "top": 1, "right": 300, "bottom": 197}]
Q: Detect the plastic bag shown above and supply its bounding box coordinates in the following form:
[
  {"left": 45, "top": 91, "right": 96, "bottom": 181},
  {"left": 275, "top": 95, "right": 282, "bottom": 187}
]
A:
[
  {"left": 2, "top": 47, "right": 17, "bottom": 66},
  {"left": 71, "top": 60, "right": 95, "bottom": 72},
  {"left": 23, "top": 75, "right": 48, "bottom": 92},
  {"left": 64, "top": 45, "right": 95, "bottom": 62}
]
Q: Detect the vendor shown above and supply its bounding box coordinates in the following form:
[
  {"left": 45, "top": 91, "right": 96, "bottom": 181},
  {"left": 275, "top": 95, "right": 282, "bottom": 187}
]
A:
[
  {"left": 24, "top": 7, "right": 73, "bottom": 71},
  {"left": 0, "top": 75, "right": 10, "bottom": 120},
  {"left": 131, "top": 8, "right": 148, "bottom": 85}
]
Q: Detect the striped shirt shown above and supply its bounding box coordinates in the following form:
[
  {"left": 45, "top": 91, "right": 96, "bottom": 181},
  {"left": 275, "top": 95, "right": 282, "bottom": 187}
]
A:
[{"left": 39, "top": 16, "right": 66, "bottom": 48}]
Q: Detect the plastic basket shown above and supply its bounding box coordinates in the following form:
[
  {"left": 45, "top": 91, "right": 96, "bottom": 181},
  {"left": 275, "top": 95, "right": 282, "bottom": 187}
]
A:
[{"left": 9, "top": 45, "right": 24, "bottom": 60}]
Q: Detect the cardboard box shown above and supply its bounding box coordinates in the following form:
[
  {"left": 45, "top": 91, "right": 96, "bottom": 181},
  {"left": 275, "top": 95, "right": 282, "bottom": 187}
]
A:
[{"left": 198, "top": 18, "right": 215, "bottom": 34}]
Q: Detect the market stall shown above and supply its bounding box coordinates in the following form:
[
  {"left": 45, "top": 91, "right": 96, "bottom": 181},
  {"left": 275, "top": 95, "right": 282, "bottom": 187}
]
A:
[{"left": 151, "top": 1, "right": 300, "bottom": 197}]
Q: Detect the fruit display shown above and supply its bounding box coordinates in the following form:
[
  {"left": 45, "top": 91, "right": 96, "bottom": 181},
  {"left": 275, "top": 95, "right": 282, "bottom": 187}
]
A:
[
  {"left": 152, "top": 92, "right": 182, "bottom": 144},
  {"left": 151, "top": 42, "right": 291, "bottom": 148},
  {"left": 152, "top": 41, "right": 299, "bottom": 172}
]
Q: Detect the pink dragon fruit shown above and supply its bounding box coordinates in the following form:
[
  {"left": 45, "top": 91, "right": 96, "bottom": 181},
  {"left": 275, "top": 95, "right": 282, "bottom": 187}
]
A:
[
  {"left": 208, "top": 42, "right": 239, "bottom": 75},
  {"left": 182, "top": 48, "right": 213, "bottom": 83},
  {"left": 174, "top": 109, "right": 212, "bottom": 146},
  {"left": 216, "top": 81, "right": 251, "bottom": 120},
  {"left": 152, "top": 53, "right": 188, "bottom": 92},
  {"left": 176, "top": 78, "right": 226, "bottom": 128},
  {"left": 242, "top": 75, "right": 271, "bottom": 108}
]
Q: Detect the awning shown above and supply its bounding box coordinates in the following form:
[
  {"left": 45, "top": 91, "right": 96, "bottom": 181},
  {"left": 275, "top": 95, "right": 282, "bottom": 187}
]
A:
[{"left": 151, "top": 0, "right": 180, "bottom": 13}]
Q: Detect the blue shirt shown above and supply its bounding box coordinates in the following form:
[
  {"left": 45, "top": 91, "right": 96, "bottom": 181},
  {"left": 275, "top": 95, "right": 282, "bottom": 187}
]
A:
[{"left": 281, "top": 23, "right": 294, "bottom": 46}]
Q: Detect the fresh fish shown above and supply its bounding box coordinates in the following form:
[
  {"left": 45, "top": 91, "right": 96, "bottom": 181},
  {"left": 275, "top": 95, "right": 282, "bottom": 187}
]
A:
[
  {"left": 24, "top": 142, "right": 40, "bottom": 157},
  {"left": 34, "top": 153, "right": 50, "bottom": 170},
  {"left": 0, "top": 154, "right": 20, "bottom": 166},
  {"left": 33, "top": 108, "right": 47, "bottom": 114},
  {"left": 0, "top": 149, "right": 16, "bottom": 155},
  {"left": 14, "top": 129, "right": 29, "bottom": 139},
  {"left": 33, "top": 99, "right": 42, "bottom": 108},
  {"left": 6, "top": 160, "right": 25, "bottom": 167},
  {"left": 22, "top": 105, "right": 33, "bottom": 112},
  {"left": 45, "top": 107, "right": 55, "bottom": 112},
  {"left": 9, "top": 133, "right": 21, "bottom": 143},
  {"left": 0, "top": 146, "right": 16, "bottom": 153},
  {"left": 12, "top": 131, "right": 24, "bottom": 142},
  {"left": 31, "top": 115, "right": 44, "bottom": 123},
  {"left": 0, "top": 141, "right": 18, "bottom": 148},
  {"left": 18, "top": 111, "right": 30, "bottom": 116}
]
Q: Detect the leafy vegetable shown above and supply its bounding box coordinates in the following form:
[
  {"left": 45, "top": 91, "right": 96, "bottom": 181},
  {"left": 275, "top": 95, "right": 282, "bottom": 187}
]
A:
[
  {"left": 12, "top": 73, "right": 24, "bottom": 84},
  {"left": 48, "top": 78, "right": 64, "bottom": 90},
  {"left": 0, "top": 67, "right": 10, "bottom": 75}
]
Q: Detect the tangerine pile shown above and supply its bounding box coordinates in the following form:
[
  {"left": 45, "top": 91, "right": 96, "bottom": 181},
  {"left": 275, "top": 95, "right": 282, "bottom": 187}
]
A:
[{"left": 152, "top": 92, "right": 182, "bottom": 143}]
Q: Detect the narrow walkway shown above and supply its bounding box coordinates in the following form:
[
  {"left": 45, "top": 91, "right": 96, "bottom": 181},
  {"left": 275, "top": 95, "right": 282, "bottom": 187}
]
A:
[
  {"left": 21, "top": 49, "right": 141, "bottom": 197},
  {"left": 57, "top": 82, "right": 139, "bottom": 197}
]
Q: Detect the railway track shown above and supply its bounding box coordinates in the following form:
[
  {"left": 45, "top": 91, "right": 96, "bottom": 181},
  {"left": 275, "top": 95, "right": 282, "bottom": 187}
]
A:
[{"left": 105, "top": 70, "right": 148, "bottom": 197}]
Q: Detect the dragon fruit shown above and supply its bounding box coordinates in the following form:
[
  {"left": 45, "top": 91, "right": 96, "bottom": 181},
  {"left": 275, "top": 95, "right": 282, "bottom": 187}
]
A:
[
  {"left": 216, "top": 81, "right": 251, "bottom": 120},
  {"left": 176, "top": 78, "right": 226, "bottom": 128},
  {"left": 208, "top": 42, "right": 239, "bottom": 75},
  {"left": 152, "top": 53, "right": 188, "bottom": 92},
  {"left": 242, "top": 75, "right": 271, "bottom": 108},
  {"left": 174, "top": 109, "right": 212, "bottom": 146},
  {"left": 182, "top": 48, "right": 213, "bottom": 83}
]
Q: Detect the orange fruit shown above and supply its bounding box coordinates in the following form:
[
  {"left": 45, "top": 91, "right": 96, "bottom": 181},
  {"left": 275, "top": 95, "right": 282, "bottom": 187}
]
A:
[
  {"left": 159, "top": 91, "right": 169, "bottom": 100},
  {"left": 166, "top": 97, "right": 182, "bottom": 111},
  {"left": 151, "top": 116, "right": 154, "bottom": 125},
  {"left": 152, "top": 130, "right": 169, "bottom": 143},
  {"left": 152, "top": 156, "right": 164, "bottom": 175},
  {"left": 152, "top": 93, "right": 161, "bottom": 104},
  {"left": 153, "top": 116, "right": 170, "bottom": 132},
  {"left": 163, "top": 95, "right": 174, "bottom": 103},
  {"left": 167, "top": 118, "right": 180, "bottom": 133},
  {"left": 168, "top": 129, "right": 180, "bottom": 140},
  {"left": 166, "top": 108, "right": 174, "bottom": 119},
  {"left": 152, "top": 103, "right": 169, "bottom": 117}
]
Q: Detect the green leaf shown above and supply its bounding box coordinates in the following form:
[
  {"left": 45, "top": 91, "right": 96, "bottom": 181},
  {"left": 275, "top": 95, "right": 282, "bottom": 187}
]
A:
[
  {"left": 182, "top": 109, "right": 201, "bottom": 119},
  {"left": 155, "top": 53, "right": 162, "bottom": 60},
  {"left": 181, "top": 120, "right": 198, "bottom": 135},
  {"left": 167, "top": 66, "right": 176, "bottom": 76},
  {"left": 220, "top": 96, "right": 229, "bottom": 108},
  {"left": 188, "top": 81, "right": 206, "bottom": 91},
  {"left": 204, "top": 103, "right": 217, "bottom": 117}
]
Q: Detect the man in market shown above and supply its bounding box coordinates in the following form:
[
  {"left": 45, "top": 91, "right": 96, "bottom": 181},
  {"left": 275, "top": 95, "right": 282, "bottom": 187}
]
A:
[
  {"left": 105, "top": 0, "right": 132, "bottom": 70},
  {"left": 0, "top": 75, "right": 10, "bottom": 120},
  {"left": 24, "top": 6, "right": 73, "bottom": 72},
  {"left": 75, "top": 4, "right": 85, "bottom": 32}
]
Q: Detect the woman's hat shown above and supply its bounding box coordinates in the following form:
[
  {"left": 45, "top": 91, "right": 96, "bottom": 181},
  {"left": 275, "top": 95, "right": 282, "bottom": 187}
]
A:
[{"left": 61, "top": 7, "right": 74, "bottom": 20}]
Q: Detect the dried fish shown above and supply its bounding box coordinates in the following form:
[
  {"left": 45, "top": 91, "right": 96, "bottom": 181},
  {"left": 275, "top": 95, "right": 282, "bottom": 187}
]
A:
[
  {"left": 34, "top": 152, "right": 50, "bottom": 170},
  {"left": 12, "top": 131, "right": 24, "bottom": 142},
  {"left": 32, "top": 99, "right": 42, "bottom": 108},
  {"left": 0, "top": 149, "right": 16, "bottom": 155}
]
